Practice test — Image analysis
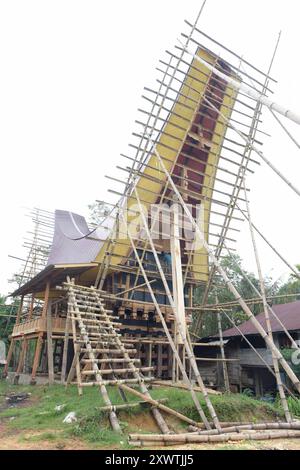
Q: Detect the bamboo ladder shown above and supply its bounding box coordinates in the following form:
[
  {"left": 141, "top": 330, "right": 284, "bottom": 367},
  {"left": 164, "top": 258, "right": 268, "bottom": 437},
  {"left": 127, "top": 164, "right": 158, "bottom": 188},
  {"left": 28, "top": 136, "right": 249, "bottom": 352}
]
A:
[{"left": 63, "top": 279, "right": 170, "bottom": 434}]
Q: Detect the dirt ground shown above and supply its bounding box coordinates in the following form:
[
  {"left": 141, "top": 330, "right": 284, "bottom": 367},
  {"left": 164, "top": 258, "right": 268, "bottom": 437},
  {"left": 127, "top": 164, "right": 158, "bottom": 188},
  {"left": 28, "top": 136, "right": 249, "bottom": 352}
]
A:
[{"left": 1, "top": 416, "right": 300, "bottom": 451}]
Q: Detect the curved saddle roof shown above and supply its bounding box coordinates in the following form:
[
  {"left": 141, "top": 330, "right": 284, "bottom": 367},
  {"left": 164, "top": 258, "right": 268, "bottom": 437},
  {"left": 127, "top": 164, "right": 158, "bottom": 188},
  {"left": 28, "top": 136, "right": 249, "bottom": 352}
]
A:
[{"left": 47, "top": 209, "right": 109, "bottom": 265}]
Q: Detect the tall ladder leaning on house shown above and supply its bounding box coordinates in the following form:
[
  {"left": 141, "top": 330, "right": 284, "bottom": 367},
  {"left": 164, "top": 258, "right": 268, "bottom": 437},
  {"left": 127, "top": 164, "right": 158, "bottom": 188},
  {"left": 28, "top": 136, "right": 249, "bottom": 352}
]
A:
[{"left": 60, "top": 278, "right": 170, "bottom": 434}]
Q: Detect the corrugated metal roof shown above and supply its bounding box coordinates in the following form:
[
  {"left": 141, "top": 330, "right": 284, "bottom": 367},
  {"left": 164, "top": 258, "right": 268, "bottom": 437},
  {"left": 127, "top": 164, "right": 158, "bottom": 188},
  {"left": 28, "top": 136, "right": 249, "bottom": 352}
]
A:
[
  {"left": 221, "top": 301, "right": 300, "bottom": 338},
  {"left": 47, "top": 210, "right": 105, "bottom": 265}
]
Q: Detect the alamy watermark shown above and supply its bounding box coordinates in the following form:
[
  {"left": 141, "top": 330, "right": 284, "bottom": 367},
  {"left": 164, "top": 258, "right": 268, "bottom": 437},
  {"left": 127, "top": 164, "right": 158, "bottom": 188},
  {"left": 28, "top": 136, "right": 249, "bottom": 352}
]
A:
[{"left": 118, "top": 202, "right": 206, "bottom": 251}]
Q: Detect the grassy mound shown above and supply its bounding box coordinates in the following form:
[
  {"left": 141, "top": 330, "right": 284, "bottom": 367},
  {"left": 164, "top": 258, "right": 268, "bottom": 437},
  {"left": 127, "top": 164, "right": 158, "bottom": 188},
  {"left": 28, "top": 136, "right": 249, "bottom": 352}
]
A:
[{"left": 0, "top": 380, "right": 286, "bottom": 448}]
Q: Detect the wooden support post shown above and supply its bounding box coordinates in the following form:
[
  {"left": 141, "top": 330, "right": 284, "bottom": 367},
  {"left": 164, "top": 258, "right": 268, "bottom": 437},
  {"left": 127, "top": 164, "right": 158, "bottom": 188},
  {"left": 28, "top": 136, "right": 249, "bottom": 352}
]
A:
[
  {"left": 61, "top": 309, "right": 71, "bottom": 384},
  {"left": 148, "top": 343, "right": 152, "bottom": 378},
  {"left": 4, "top": 339, "right": 15, "bottom": 376},
  {"left": 170, "top": 202, "right": 186, "bottom": 344},
  {"left": 15, "top": 339, "right": 28, "bottom": 378},
  {"left": 4, "top": 296, "right": 25, "bottom": 377},
  {"left": 31, "top": 333, "right": 43, "bottom": 383},
  {"left": 46, "top": 300, "right": 54, "bottom": 385},
  {"left": 157, "top": 344, "right": 163, "bottom": 378},
  {"left": 66, "top": 344, "right": 81, "bottom": 385}
]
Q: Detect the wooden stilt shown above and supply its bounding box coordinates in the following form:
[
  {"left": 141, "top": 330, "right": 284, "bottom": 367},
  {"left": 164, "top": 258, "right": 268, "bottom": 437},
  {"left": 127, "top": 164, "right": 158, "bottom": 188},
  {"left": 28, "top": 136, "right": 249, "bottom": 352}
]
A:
[
  {"left": 61, "top": 308, "right": 71, "bottom": 383},
  {"left": 31, "top": 334, "right": 43, "bottom": 383},
  {"left": 46, "top": 300, "right": 54, "bottom": 385}
]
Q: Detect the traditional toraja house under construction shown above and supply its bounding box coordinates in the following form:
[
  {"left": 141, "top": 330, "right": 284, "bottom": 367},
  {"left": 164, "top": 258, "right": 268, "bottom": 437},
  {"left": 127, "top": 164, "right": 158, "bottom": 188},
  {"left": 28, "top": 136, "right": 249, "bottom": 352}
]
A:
[{"left": 4, "top": 3, "right": 300, "bottom": 442}]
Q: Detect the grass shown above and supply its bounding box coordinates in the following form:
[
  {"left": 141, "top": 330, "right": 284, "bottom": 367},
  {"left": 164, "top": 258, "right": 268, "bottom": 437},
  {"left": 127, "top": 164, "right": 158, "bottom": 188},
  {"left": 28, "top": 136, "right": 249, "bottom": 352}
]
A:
[{"left": 0, "top": 380, "right": 285, "bottom": 449}]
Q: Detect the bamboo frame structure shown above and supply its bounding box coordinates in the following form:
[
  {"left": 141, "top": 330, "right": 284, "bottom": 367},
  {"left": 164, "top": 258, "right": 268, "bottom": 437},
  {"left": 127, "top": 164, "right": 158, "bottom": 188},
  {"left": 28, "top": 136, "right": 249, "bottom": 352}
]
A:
[{"left": 5, "top": 5, "right": 300, "bottom": 444}]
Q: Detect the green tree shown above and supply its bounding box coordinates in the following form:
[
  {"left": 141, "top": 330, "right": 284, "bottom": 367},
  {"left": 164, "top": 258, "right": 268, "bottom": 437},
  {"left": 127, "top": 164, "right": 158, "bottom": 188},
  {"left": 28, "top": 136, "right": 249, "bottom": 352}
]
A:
[
  {"left": 0, "top": 295, "right": 18, "bottom": 347},
  {"left": 194, "top": 255, "right": 277, "bottom": 338},
  {"left": 275, "top": 265, "right": 300, "bottom": 304}
]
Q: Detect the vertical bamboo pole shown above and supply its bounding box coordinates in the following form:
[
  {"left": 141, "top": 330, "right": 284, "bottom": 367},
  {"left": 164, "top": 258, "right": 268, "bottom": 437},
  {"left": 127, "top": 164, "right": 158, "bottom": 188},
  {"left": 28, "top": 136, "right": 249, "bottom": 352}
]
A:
[
  {"left": 61, "top": 308, "right": 71, "bottom": 383},
  {"left": 242, "top": 175, "right": 291, "bottom": 422},
  {"left": 216, "top": 300, "right": 230, "bottom": 393}
]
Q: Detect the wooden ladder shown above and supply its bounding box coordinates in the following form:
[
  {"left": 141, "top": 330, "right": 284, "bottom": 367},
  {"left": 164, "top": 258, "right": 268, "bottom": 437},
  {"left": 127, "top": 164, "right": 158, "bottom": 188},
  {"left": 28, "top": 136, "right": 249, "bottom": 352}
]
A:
[{"left": 64, "top": 279, "right": 169, "bottom": 434}]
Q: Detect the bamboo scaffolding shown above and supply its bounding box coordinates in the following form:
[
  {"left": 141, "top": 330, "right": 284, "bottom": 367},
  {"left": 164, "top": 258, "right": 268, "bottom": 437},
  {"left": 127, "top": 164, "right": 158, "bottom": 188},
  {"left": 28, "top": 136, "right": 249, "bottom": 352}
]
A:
[
  {"left": 148, "top": 140, "right": 300, "bottom": 393},
  {"left": 131, "top": 188, "right": 221, "bottom": 430},
  {"left": 86, "top": 285, "right": 171, "bottom": 434},
  {"left": 118, "top": 208, "right": 212, "bottom": 430},
  {"left": 163, "top": 49, "right": 267, "bottom": 109},
  {"left": 193, "top": 38, "right": 279, "bottom": 335},
  {"left": 183, "top": 20, "right": 277, "bottom": 83},
  {"left": 180, "top": 39, "right": 300, "bottom": 125}
]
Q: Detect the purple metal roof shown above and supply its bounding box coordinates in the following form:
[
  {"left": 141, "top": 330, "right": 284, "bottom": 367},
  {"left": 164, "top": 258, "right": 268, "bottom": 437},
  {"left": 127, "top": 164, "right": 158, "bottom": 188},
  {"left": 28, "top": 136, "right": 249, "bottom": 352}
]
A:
[
  {"left": 221, "top": 301, "right": 300, "bottom": 337},
  {"left": 47, "top": 210, "right": 108, "bottom": 265}
]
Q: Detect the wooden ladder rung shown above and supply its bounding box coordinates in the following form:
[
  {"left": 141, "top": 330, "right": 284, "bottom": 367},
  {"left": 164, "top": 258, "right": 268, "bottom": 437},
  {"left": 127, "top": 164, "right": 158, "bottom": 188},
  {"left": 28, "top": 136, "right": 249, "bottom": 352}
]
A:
[
  {"left": 81, "top": 348, "right": 137, "bottom": 354},
  {"left": 81, "top": 358, "right": 141, "bottom": 364},
  {"left": 79, "top": 377, "right": 153, "bottom": 386},
  {"left": 82, "top": 366, "right": 154, "bottom": 375}
]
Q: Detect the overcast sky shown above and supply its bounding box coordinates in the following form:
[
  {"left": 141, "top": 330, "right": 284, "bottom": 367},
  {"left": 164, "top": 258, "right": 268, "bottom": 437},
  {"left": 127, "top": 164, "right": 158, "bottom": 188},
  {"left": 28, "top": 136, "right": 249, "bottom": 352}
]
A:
[{"left": 0, "top": 0, "right": 299, "bottom": 296}]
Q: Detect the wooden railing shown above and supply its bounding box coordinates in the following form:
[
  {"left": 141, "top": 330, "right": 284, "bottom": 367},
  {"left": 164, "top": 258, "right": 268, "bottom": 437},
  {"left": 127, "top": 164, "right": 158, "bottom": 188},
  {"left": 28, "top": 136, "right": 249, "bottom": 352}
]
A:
[{"left": 12, "top": 317, "right": 71, "bottom": 337}]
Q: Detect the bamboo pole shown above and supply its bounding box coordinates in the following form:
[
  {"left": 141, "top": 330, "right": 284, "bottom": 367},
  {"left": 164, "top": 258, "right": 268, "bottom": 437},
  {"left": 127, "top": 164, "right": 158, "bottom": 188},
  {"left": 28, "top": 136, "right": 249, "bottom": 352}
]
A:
[
  {"left": 235, "top": 202, "right": 300, "bottom": 281},
  {"left": 242, "top": 174, "right": 291, "bottom": 421},
  {"left": 30, "top": 333, "right": 43, "bottom": 383},
  {"left": 129, "top": 429, "right": 300, "bottom": 446},
  {"left": 216, "top": 304, "right": 230, "bottom": 393},
  {"left": 118, "top": 383, "right": 200, "bottom": 427},
  {"left": 96, "top": 399, "right": 168, "bottom": 412},
  {"left": 195, "top": 421, "right": 300, "bottom": 435},
  {"left": 183, "top": 20, "right": 277, "bottom": 83},
  {"left": 202, "top": 93, "right": 300, "bottom": 197}
]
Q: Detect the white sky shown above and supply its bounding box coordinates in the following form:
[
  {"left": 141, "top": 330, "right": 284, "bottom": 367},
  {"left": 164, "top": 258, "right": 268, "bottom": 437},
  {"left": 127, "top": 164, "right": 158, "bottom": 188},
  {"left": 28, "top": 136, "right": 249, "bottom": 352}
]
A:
[{"left": 0, "top": 0, "right": 300, "bottom": 295}]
